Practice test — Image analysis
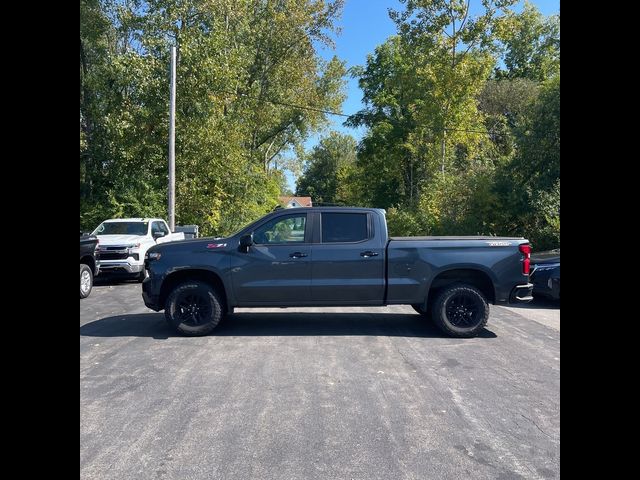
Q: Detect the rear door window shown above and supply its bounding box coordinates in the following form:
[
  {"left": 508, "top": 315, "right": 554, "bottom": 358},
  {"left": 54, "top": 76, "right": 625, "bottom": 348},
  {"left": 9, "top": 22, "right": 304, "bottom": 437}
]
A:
[{"left": 321, "top": 213, "right": 368, "bottom": 243}]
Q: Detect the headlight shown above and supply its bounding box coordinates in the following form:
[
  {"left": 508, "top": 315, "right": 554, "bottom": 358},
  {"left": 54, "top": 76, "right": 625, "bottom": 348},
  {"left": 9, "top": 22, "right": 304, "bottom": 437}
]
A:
[{"left": 146, "top": 252, "right": 162, "bottom": 261}]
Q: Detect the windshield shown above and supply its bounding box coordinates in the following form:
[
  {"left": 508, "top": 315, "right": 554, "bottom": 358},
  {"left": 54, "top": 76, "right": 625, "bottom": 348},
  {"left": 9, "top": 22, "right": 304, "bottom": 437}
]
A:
[
  {"left": 92, "top": 222, "right": 149, "bottom": 236},
  {"left": 225, "top": 216, "right": 265, "bottom": 239}
]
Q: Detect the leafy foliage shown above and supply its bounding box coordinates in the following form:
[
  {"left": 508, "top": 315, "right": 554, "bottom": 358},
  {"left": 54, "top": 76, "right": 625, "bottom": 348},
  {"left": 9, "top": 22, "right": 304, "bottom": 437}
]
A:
[
  {"left": 342, "top": 0, "right": 559, "bottom": 249},
  {"left": 80, "top": 0, "right": 346, "bottom": 236},
  {"left": 295, "top": 131, "right": 357, "bottom": 205},
  {"left": 81, "top": 0, "right": 559, "bottom": 250},
  {"left": 494, "top": 1, "right": 560, "bottom": 81},
  {"left": 494, "top": 74, "right": 560, "bottom": 248}
]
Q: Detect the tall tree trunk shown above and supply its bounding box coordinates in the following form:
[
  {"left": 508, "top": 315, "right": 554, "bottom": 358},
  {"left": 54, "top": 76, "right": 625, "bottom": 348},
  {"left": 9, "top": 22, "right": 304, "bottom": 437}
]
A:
[{"left": 441, "top": 131, "right": 446, "bottom": 176}]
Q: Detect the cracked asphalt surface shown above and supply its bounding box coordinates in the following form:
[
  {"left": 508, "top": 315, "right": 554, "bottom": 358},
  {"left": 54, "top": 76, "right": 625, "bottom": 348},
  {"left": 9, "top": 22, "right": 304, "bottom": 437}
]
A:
[{"left": 81, "top": 281, "right": 559, "bottom": 480}]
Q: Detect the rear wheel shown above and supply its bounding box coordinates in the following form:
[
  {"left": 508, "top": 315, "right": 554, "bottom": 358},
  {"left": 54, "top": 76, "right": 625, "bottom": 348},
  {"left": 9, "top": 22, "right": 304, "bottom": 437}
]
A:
[
  {"left": 80, "top": 264, "right": 93, "bottom": 299},
  {"left": 164, "top": 281, "right": 223, "bottom": 336},
  {"left": 431, "top": 284, "right": 489, "bottom": 338}
]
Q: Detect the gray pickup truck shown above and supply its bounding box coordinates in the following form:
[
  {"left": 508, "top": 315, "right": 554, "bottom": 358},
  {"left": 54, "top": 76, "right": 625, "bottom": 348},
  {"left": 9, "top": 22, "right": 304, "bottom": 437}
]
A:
[{"left": 142, "top": 207, "right": 533, "bottom": 337}]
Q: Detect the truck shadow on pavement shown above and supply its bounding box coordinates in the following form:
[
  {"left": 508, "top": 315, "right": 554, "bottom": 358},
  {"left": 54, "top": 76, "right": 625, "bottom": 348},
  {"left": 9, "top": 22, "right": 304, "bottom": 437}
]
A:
[{"left": 80, "top": 312, "right": 498, "bottom": 340}]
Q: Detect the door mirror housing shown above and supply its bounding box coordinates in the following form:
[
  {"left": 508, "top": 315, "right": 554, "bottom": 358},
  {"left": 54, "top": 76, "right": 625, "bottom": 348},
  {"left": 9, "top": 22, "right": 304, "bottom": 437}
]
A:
[
  {"left": 153, "top": 231, "right": 166, "bottom": 239},
  {"left": 239, "top": 234, "right": 253, "bottom": 252}
]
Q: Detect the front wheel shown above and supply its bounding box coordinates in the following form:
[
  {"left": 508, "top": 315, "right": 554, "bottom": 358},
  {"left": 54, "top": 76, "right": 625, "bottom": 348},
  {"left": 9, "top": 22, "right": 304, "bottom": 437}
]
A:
[
  {"left": 431, "top": 284, "right": 489, "bottom": 338},
  {"left": 164, "top": 281, "right": 224, "bottom": 336},
  {"left": 80, "top": 264, "right": 93, "bottom": 299}
]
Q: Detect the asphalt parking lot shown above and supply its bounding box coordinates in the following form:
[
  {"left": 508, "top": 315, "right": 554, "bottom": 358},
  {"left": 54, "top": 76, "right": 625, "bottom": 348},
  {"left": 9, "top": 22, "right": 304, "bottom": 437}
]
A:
[{"left": 81, "top": 280, "right": 559, "bottom": 480}]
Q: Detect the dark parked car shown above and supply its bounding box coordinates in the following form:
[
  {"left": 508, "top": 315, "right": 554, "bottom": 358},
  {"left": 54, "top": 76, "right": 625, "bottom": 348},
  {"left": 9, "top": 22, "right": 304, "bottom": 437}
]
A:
[
  {"left": 80, "top": 232, "right": 100, "bottom": 299},
  {"left": 142, "top": 207, "right": 533, "bottom": 338},
  {"left": 530, "top": 249, "right": 560, "bottom": 300}
]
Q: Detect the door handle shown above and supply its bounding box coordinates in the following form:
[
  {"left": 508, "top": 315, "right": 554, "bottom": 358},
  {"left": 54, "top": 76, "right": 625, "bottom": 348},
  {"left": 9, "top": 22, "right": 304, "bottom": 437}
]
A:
[
  {"left": 289, "top": 252, "right": 308, "bottom": 258},
  {"left": 360, "top": 251, "right": 379, "bottom": 257}
]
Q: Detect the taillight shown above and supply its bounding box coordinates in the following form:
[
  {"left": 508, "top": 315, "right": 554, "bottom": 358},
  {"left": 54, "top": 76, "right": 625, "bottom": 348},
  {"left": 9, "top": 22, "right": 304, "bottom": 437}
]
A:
[{"left": 519, "top": 244, "right": 531, "bottom": 275}]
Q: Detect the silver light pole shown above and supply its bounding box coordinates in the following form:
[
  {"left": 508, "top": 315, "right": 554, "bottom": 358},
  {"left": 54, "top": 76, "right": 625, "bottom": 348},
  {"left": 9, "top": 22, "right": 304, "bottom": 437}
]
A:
[{"left": 168, "top": 46, "right": 176, "bottom": 231}]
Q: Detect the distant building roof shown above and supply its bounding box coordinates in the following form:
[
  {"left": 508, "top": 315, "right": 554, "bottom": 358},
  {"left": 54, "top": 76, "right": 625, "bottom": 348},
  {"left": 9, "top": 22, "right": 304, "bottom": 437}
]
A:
[{"left": 278, "top": 196, "right": 313, "bottom": 208}]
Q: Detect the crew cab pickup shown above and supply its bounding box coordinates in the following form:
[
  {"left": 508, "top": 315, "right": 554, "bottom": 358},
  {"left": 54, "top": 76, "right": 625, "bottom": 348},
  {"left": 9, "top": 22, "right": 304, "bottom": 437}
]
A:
[
  {"left": 142, "top": 208, "right": 533, "bottom": 337},
  {"left": 92, "top": 218, "right": 185, "bottom": 281}
]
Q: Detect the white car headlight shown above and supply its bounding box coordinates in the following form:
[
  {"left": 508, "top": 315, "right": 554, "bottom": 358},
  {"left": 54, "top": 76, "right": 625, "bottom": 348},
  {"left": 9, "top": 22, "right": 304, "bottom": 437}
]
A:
[
  {"left": 127, "top": 243, "right": 141, "bottom": 253},
  {"left": 146, "top": 252, "right": 162, "bottom": 261}
]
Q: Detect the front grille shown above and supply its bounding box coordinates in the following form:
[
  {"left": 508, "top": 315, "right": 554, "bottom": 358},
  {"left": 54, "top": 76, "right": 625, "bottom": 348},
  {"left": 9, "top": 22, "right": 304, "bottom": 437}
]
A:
[
  {"left": 100, "top": 252, "right": 129, "bottom": 260},
  {"left": 100, "top": 252, "right": 139, "bottom": 261},
  {"left": 102, "top": 245, "right": 128, "bottom": 251}
]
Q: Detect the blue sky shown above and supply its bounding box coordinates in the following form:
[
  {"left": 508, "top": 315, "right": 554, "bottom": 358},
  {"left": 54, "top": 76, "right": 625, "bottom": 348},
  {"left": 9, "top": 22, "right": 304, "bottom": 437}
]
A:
[{"left": 286, "top": 0, "right": 560, "bottom": 191}]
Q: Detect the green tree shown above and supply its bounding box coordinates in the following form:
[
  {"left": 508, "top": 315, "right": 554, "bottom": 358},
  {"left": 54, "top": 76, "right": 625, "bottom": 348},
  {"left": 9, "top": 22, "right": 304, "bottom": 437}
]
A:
[
  {"left": 296, "top": 131, "right": 357, "bottom": 204},
  {"left": 478, "top": 77, "right": 539, "bottom": 158},
  {"left": 80, "top": 0, "right": 347, "bottom": 236},
  {"left": 349, "top": 0, "right": 559, "bottom": 243},
  {"left": 346, "top": 36, "right": 420, "bottom": 208},
  {"left": 348, "top": 0, "right": 515, "bottom": 215},
  {"left": 494, "top": 1, "right": 560, "bottom": 81},
  {"left": 80, "top": 0, "right": 121, "bottom": 227},
  {"left": 492, "top": 74, "right": 560, "bottom": 248},
  {"left": 512, "top": 74, "right": 560, "bottom": 192},
  {"left": 389, "top": 0, "right": 516, "bottom": 176}
]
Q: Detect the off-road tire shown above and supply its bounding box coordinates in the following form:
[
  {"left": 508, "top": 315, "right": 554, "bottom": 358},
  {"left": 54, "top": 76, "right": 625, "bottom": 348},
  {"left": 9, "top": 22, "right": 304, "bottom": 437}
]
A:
[
  {"left": 431, "top": 284, "right": 489, "bottom": 338},
  {"left": 164, "top": 281, "right": 223, "bottom": 336}
]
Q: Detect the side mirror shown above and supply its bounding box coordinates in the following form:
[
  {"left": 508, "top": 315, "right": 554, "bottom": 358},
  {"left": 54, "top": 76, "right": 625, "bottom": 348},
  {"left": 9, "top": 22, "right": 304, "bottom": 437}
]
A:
[
  {"left": 153, "top": 231, "right": 166, "bottom": 239},
  {"left": 239, "top": 234, "right": 253, "bottom": 252}
]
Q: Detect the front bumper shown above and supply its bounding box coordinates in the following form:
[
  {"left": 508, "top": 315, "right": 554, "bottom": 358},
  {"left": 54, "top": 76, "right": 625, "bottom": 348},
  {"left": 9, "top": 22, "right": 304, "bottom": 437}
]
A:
[
  {"left": 509, "top": 283, "right": 534, "bottom": 302},
  {"left": 98, "top": 261, "right": 144, "bottom": 274},
  {"left": 142, "top": 277, "right": 161, "bottom": 311}
]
